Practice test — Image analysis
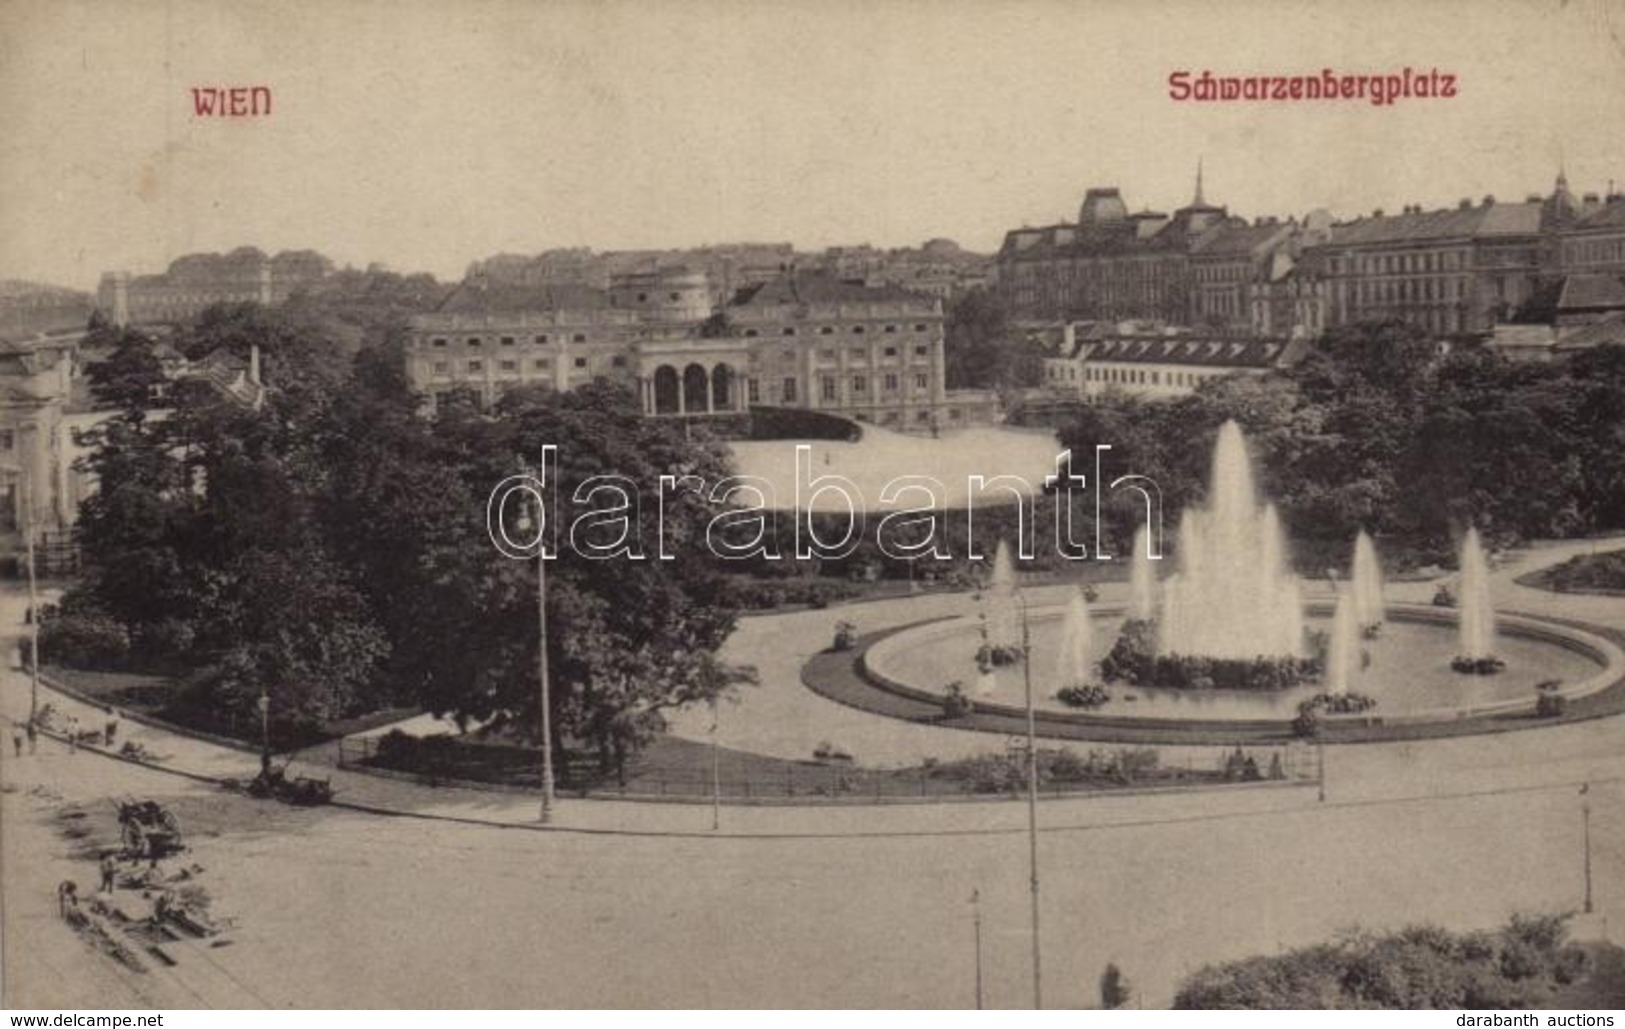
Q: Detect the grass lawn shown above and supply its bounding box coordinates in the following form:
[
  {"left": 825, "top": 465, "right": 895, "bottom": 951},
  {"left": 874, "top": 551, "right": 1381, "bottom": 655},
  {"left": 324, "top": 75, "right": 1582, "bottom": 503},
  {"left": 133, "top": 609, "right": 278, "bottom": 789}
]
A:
[
  {"left": 360, "top": 727, "right": 1245, "bottom": 801},
  {"left": 42, "top": 663, "right": 420, "bottom": 746}
]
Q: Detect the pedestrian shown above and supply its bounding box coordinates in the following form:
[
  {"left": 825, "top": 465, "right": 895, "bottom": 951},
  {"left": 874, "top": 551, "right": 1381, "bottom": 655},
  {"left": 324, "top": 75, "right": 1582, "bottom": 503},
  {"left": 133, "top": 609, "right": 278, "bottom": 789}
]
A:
[
  {"left": 10, "top": 724, "right": 21, "bottom": 758},
  {"left": 104, "top": 708, "right": 119, "bottom": 747},
  {"left": 57, "top": 880, "right": 78, "bottom": 917},
  {"left": 25, "top": 720, "right": 36, "bottom": 754},
  {"left": 99, "top": 853, "right": 117, "bottom": 893}
]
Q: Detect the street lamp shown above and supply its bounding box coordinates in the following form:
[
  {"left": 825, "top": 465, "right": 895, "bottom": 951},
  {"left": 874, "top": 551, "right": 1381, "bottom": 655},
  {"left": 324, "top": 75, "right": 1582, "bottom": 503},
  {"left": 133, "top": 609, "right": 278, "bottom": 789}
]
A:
[
  {"left": 1582, "top": 782, "right": 1593, "bottom": 915},
  {"left": 514, "top": 464, "right": 556, "bottom": 824},
  {"left": 710, "top": 695, "right": 721, "bottom": 832},
  {"left": 1015, "top": 586, "right": 1042, "bottom": 1011},
  {"left": 971, "top": 887, "right": 984, "bottom": 1010}
]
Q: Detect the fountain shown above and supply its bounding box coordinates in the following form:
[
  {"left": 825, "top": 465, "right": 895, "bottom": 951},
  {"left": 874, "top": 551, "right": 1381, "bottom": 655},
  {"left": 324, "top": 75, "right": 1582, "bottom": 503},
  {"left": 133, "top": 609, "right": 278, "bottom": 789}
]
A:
[
  {"left": 1452, "top": 527, "right": 1503, "bottom": 674},
  {"left": 1129, "top": 524, "right": 1158, "bottom": 621},
  {"left": 1351, "top": 530, "right": 1385, "bottom": 636},
  {"left": 867, "top": 424, "right": 1622, "bottom": 731},
  {"left": 1056, "top": 588, "right": 1095, "bottom": 687},
  {"left": 1324, "top": 592, "right": 1358, "bottom": 694},
  {"left": 977, "top": 540, "right": 1024, "bottom": 678},
  {"left": 1158, "top": 421, "right": 1304, "bottom": 660}
]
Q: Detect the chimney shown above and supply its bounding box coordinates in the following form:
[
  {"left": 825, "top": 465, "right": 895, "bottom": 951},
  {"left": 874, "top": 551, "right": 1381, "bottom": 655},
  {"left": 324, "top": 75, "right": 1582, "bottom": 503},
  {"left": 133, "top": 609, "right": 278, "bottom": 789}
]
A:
[
  {"left": 1482, "top": 195, "right": 1496, "bottom": 206},
  {"left": 1458, "top": 198, "right": 1471, "bottom": 209}
]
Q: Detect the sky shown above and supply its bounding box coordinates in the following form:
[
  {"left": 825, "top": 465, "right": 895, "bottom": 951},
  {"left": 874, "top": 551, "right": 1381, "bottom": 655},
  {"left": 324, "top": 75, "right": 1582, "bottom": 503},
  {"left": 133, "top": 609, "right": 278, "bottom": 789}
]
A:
[{"left": 2, "top": 0, "right": 1624, "bottom": 291}]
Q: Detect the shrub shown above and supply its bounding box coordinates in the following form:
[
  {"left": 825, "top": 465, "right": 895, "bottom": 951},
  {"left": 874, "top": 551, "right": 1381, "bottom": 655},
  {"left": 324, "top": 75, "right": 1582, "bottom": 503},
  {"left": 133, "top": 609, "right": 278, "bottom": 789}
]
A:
[
  {"left": 941, "top": 681, "right": 972, "bottom": 719},
  {"left": 1056, "top": 683, "right": 1110, "bottom": 709},
  {"left": 39, "top": 607, "right": 130, "bottom": 670}
]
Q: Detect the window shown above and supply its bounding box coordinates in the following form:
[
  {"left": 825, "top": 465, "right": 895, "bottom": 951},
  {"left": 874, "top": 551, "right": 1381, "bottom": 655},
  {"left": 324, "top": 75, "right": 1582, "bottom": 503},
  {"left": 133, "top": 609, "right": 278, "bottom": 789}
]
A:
[
  {"left": 500, "top": 336, "right": 515, "bottom": 346},
  {"left": 914, "top": 345, "right": 928, "bottom": 356},
  {"left": 535, "top": 334, "right": 549, "bottom": 344},
  {"left": 821, "top": 376, "right": 837, "bottom": 401},
  {"left": 668, "top": 292, "right": 681, "bottom": 302},
  {"left": 748, "top": 379, "right": 760, "bottom": 404},
  {"left": 572, "top": 333, "right": 586, "bottom": 343},
  {"left": 782, "top": 377, "right": 798, "bottom": 402},
  {"left": 499, "top": 360, "right": 517, "bottom": 372},
  {"left": 611, "top": 355, "right": 627, "bottom": 368},
  {"left": 883, "top": 347, "right": 897, "bottom": 357},
  {"left": 884, "top": 325, "right": 897, "bottom": 333},
  {"left": 819, "top": 348, "right": 836, "bottom": 360},
  {"left": 851, "top": 375, "right": 867, "bottom": 393},
  {"left": 431, "top": 337, "right": 447, "bottom": 347},
  {"left": 744, "top": 329, "right": 758, "bottom": 337},
  {"left": 884, "top": 373, "right": 899, "bottom": 392},
  {"left": 914, "top": 323, "right": 927, "bottom": 331},
  {"left": 467, "top": 337, "right": 482, "bottom": 347},
  {"left": 574, "top": 357, "right": 587, "bottom": 368},
  {"left": 782, "top": 327, "right": 796, "bottom": 336},
  {"left": 636, "top": 293, "right": 648, "bottom": 302},
  {"left": 467, "top": 360, "right": 483, "bottom": 372},
  {"left": 534, "top": 358, "right": 551, "bottom": 370},
  {"left": 914, "top": 373, "right": 928, "bottom": 389},
  {"left": 819, "top": 326, "right": 834, "bottom": 335},
  {"left": 849, "top": 347, "right": 866, "bottom": 360},
  {"left": 851, "top": 325, "right": 865, "bottom": 334}
]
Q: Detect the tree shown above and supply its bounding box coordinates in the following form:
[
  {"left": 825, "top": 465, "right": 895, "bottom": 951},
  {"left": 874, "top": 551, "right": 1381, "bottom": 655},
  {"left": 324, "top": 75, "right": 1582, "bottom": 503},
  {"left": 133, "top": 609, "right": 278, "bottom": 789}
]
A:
[{"left": 944, "top": 288, "right": 1042, "bottom": 390}]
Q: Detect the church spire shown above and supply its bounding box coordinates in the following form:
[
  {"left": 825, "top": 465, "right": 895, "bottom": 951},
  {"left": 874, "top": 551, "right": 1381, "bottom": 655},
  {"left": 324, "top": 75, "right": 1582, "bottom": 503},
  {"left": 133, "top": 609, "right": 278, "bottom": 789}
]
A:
[{"left": 1194, "top": 157, "right": 1206, "bottom": 207}]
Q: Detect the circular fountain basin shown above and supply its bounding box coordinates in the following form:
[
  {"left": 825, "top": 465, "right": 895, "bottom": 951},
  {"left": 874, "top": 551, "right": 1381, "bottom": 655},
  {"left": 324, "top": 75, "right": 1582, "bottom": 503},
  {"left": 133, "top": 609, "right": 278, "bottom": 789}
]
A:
[{"left": 861, "top": 603, "right": 1624, "bottom": 727}]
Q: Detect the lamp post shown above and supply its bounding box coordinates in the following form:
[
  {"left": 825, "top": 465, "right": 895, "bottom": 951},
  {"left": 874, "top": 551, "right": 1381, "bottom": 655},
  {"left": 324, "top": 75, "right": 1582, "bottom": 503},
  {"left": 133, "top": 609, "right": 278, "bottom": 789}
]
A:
[
  {"left": 516, "top": 465, "right": 556, "bottom": 824},
  {"left": 1317, "top": 736, "right": 1326, "bottom": 803},
  {"left": 710, "top": 696, "right": 721, "bottom": 832},
  {"left": 971, "top": 887, "right": 984, "bottom": 1010},
  {"left": 1582, "top": 782, "right": 1593, "bottom": 915},
  {"left": 1016, "top": 587, "right": 1042, "bottom": 1011}
]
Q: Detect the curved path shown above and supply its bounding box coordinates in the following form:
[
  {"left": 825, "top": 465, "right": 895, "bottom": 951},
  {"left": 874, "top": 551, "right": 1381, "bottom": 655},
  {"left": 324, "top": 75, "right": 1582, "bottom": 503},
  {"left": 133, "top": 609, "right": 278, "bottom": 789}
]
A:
[{"left": 4, "top": 538, "right": 1624, "bottom": 1008}]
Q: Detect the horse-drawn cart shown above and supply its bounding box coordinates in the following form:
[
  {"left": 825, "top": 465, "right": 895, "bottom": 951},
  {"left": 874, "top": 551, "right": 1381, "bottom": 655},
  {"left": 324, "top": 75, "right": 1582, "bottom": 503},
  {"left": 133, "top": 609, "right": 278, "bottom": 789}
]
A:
[{"left": 115, "top": 799, "right": 183, "bottom": 859}]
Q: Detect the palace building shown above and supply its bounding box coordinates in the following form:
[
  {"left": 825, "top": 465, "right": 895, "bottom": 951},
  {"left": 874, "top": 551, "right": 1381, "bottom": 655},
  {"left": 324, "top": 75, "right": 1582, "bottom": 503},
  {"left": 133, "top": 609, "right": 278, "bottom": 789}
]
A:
[
  {"left": 97, "top": 248, "right": 332, "bottom": 328},
  {"left": 404, "top": 267, "right": 994, "bottom": 432},
  {"left": 999, "top": 170, "right": 1625, "bottom": 342}
]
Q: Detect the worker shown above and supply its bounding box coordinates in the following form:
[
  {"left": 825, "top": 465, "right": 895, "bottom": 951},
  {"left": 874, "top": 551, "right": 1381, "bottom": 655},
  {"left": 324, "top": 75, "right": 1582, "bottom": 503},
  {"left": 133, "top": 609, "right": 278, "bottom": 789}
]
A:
[
  {"left": 10, "top": 724, "right": 21, "bottom": 758},
  {"left": 99, "top": 853, "right": 117, "bottom": 893},
  {"left": 57, "top": 880, "right": 78, "bottom": 917},
  {"left": 25, "top": 720, "right": 36, "bottom": 754},
  {"left": 104, "top": 708, "right": 120, "bottom": 747}
]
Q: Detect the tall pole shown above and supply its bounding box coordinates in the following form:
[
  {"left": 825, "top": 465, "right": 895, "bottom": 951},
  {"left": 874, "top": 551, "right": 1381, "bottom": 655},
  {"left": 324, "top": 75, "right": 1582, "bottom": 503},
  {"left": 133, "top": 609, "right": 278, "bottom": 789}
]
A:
[
  {"left": 710, "top": 697, "right": 721, "bottom": 832},
  {"left": 1582, "top": 783, "right": 1593, "bottom": 915},
  {"left": 1019, "top": 592, "right": 1042, "bottom": 1010},
  {"left": 534, "top": 485, "right": 555, "bottom": 824},
  {"left": 972, "top": 888, "right": 984, "bottom": 1010},
  {"left": 22, "top": 464, "right": 39, "bottom": 726},
  {"left": 1317, "top": 736, "right": 1326, "bottom": 803}
]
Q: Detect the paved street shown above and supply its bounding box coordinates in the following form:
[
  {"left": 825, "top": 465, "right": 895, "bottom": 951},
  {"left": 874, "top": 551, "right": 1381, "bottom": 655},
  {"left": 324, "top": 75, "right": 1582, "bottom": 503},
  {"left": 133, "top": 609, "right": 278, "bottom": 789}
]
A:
[{"left": 2, "top": 538, "right": 1622, "bottom": 1007}]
